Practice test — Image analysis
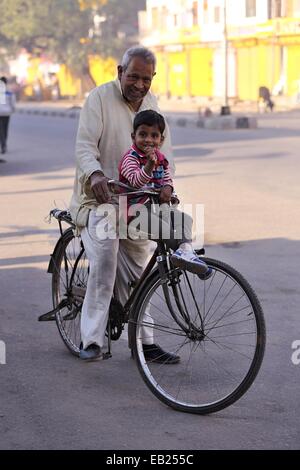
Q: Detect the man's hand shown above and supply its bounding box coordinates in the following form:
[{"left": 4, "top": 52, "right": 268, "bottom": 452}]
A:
[
  {"left": 159, "top": 185, "right": 173, "bottom": 204},
  {"left": 89, "top": 172, "right": 111, "bottom": 204}
]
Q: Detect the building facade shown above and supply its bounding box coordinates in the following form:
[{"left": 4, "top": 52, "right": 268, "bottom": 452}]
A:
[
  {"left": 139, "top": 0, "right": 300, "bottom": 102},
  {"left": 139, "top": 0, "right": 213, "bottom": 98}
]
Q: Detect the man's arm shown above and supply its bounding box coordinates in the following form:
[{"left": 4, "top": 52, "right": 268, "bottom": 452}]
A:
[
  {"left": 76, "top": 89, "right": 111, "bottom": 203},
  {"left": 76, "top": 88, "right": 104, "bottom": 182}
]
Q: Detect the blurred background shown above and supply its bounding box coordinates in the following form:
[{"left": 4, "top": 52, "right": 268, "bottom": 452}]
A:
[
  {"left": 1, "top": 1, "right": 300, "bottom": 450},
  {"left": 1, "top": 0, "right": 300, "bottom": 108}
]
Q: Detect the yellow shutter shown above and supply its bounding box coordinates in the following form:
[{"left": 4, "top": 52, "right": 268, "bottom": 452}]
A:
[
  {"left": 286, "top": 45, "right": 300, "bottom": 96},
  {"left": 237, "top": 44, "right": 281, "bottom": 101},
  {"left": 151, "top": 51, "right": 168, "bottom": 95},
  {"left": 189, "top": 47, "right": 213, "bottom": 97},
  {"left": 167, "top": 51, "right": 188, "bottom": 97}
]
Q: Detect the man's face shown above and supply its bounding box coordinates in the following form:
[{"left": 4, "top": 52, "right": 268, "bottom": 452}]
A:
[{"left": 118, "top": 57, "right": 155, "bottom": 105}]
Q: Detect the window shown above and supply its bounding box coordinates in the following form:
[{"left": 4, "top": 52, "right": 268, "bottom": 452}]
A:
[
  {"left": 161, "top": 6, "right": 168, "bottom": 29},
  {"left": 192, "top": 1, "right": 198, "bottom": 26},
  {"left": 203, "top": 0, "right": 209, "bottom": 24},
  {"left": 274, "top": 0, "right": 282, "bottom": 17},
  {"left": 268, "top": 0, "right": 285, "bottom": 18},
  {"left": 151, "top": 7, "right": 159, "bottom": 28},
  {"left": 285, "top": 0, "right": 294, "bottom": 16},
  {"left": 245, "top": 0, "right": 256, "bottom": 17}
]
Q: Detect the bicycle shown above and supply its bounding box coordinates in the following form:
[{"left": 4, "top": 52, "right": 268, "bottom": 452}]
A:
[{"left": 39, "top": 181, "right": 266, "bottom": 415}]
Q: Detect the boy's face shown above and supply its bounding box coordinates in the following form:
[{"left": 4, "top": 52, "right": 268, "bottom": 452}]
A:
[{"left": 132, "top": 124, "right": 164, "bottom": 154}]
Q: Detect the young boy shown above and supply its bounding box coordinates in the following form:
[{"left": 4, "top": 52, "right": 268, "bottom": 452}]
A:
[{"left": 119, "top": 110, "right": 211, "bottom": 278}]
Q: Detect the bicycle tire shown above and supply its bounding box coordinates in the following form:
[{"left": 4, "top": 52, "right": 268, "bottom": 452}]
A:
[
  {"left": 131, "top": 256, "right": 266, "bottom": 414},
  {"left": 51, "top": 228, "right": 87, "bottom": 356}
]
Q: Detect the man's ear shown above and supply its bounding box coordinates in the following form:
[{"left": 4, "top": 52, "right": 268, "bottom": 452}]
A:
[
  {"left": 117, "top": 65, "right": 123, "bottom": 80},
  {"left": 131, "top": 132, "right": 135, "bottom": 142}
]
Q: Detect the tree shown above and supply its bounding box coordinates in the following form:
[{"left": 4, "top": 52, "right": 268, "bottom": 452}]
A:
[
  {"left": 0, "top": 1, "right": 91, "bottom": 71},
  {"left": 93, "top": 0, "right": 146, "bottom": 57}
]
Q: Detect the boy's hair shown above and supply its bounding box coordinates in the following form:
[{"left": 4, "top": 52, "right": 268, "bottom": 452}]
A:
[{"left": 133, "top": 110, "right": 165, "bottom": 134}]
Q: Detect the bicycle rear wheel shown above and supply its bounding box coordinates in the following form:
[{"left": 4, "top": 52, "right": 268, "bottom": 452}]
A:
[
  {"left": 131, "top": 257, "right": 266, "bottom": 414},
  {"left": 52, "top": 228, "right": 88, "bottom": 355}
]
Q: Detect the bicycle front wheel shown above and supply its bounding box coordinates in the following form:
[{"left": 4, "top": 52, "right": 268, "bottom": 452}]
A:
[
  {"left": 131, "top": 257, "right": 266, "bottom": 414},
  {"left": 52, "top": 228, "right": 88, "bottom": 355}
]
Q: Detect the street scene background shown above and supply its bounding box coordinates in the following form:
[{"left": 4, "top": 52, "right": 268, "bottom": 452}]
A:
[
  {"left": 1, "top": 106, "right": 299, "bottom": 450},
  {"left": 1, "top": 0, "right": 300, "bottom": 450}
]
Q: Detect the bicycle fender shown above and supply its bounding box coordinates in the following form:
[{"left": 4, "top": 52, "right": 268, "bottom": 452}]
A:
[{"left": 47, "top": 228, "right": 74, "bottom": 273}]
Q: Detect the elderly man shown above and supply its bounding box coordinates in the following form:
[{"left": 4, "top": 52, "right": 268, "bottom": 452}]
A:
[{"left": 70, "top": 46, "right": 179, "bottom": 363}]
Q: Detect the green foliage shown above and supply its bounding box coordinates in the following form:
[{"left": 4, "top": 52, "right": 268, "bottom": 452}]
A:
[
  {"left": 0, "top": 0, "right": 146, "bottom": 74},
  {"left": 96, "top": 0, "right": 146, "bottom": 57}
]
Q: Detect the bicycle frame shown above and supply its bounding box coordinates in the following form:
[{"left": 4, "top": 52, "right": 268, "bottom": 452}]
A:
[{"left": 43, "top": 183, "right": 205, "bottom": 340}]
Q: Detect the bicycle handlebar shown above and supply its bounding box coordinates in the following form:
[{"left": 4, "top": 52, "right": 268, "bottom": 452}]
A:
[
  {"left": 107, "top": 179, "right": 161, "bottom": 198},
  {"left": 49, "top": 181, "right": 176, "bottom": 227}
]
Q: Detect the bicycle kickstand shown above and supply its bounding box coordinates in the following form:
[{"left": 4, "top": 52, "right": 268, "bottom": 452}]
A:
[{"left": 103, "top": 320, "right": 112, "bottom": 360}]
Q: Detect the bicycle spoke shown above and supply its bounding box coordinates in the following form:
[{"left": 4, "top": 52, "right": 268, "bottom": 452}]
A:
[
  {"left": 205, "top": 316, "right": 255, "bottom": 332},
  {"left": 205, "top": 294, "right": 250, "bottom": 336},
  {"left": 53, "top": 232, "right": 85, "bottom": 354},
  {"left": 204, "top": 332, "right": 256, "bottom": 361},
  {"left": 204, "top": 281, "right": 241, "bottom": 326}
]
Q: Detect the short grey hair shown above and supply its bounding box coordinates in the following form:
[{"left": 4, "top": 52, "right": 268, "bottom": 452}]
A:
[{"left": 121, "top": 46, "right": 156, "bottom": 71}]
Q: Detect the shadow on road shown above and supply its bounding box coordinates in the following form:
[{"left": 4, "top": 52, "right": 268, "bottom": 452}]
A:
[{"left": 0, "top": 236, "right": 299, "bottom": 449}]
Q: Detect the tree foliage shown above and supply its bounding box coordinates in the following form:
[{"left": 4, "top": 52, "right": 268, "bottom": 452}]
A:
[
  {"left": 96, "top": 0, "right": 146, "bottom": 57},
  {"left": 0, "top": 0, "right": 146, "bottom": 74}
]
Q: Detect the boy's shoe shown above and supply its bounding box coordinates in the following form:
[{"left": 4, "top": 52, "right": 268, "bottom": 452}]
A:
[
  {"left": 143, "top": 344, "right": 180, "bottom": 364},
  {"left": 79, "top": 343, "right": 102, "bottom": 361},
  {"left": 171, "top": 249, "right": 213, "bottom": 279}
]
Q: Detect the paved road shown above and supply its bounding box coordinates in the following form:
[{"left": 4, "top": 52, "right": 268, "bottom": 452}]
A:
[{"left": 0, "top": 112, "right": 299, "bottom": 449}]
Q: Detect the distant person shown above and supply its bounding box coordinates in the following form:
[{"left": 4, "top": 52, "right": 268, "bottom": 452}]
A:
[
  {"left": 33, "top": 80, "right": 42, "bottom": 101},
  {"left": 0, "top": 76, "right": 16, "bottom": 154},
  {"left": 258, "top": 86, "right": 274, "bottom": 112}
]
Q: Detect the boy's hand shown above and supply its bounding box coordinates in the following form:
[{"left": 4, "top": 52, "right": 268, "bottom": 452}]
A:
[
  {"left": 144, "top": 147, "right": 157, "bottom": 176},
  {"left": 144, "top": 147, "right": 157, "bottom": 163},
  {"left": 159, "top": 185, "right": 173, "bottom": 204}
]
